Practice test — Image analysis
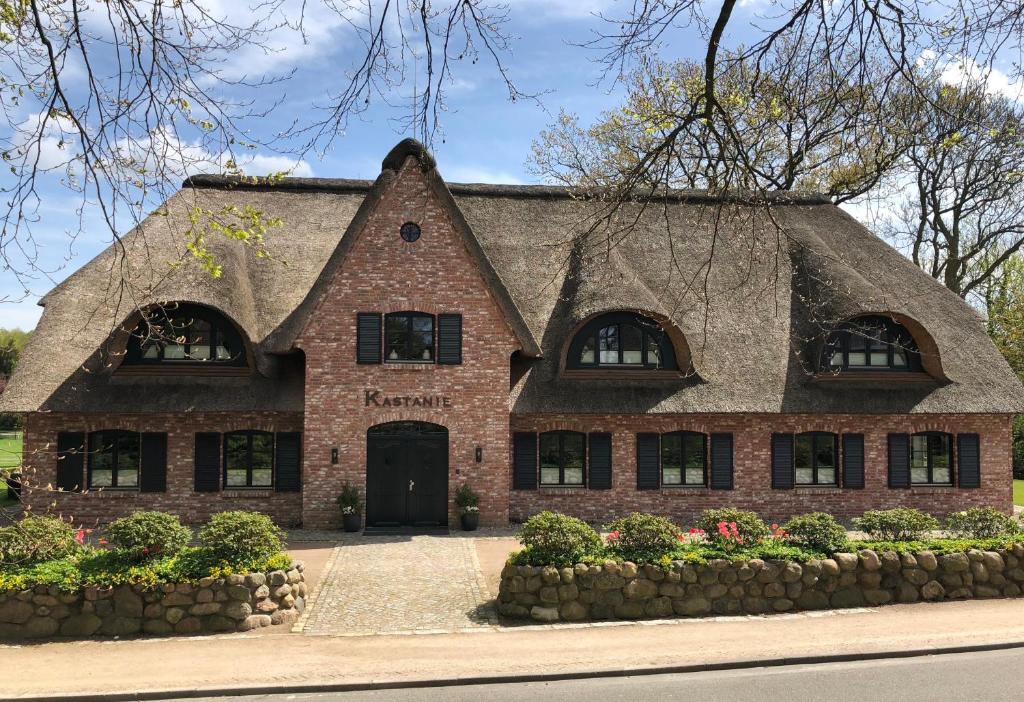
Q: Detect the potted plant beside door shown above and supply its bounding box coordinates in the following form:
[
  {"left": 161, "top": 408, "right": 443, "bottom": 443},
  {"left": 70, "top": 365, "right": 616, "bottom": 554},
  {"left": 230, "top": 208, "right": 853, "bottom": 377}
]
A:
[
  {"left": 336, "top": 483, "right": 363, "bottom": 532},
  {"left": 455, "top": 484, "right": 480, "bottom": 531}
]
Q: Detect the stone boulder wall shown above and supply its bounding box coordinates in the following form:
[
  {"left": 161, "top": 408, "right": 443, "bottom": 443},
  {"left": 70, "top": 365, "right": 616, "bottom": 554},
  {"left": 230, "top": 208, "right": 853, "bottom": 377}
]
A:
[
  {"left": 497, "top": 545, "right": 1024, "bottom": 623},
  {"left": 0, "top": 562, "right": 306, "bottom": 639}
]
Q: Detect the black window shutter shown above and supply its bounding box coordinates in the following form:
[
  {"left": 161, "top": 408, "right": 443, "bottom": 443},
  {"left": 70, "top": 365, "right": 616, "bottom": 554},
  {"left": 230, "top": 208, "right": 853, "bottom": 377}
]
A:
[
  {"left": 588, "top": 433, "right": 612, "bottom": 489},
  {"left": 636, "top": 433, "right": 660, "bottom": 490},
  {"left": 140, "top": 433, "right": 168, "bottom": 493},
  {"left": 437, "top": 314, "right": 463, "bottom": 365},
  {"left": 275, "top": 432, "right": 302, "bottom": 492},
  {"left": 194, "top": 433, "right": 222, "bottom": 492},
  {"left": 356, "top": 313, "right": 382, "bottom": 364},
  {"left": 888, "top": 433, "right": 910, "bottom": 488},
  {"left": 771, "top": 433, "right": 794, "bottom": 489},
  {"left": 513, "top": 432, "right": 537, "bottom": 490},
  {"left": 958, "top": 433, "right": 981, "bottom": 488},
  {"left": 842, "top": 433, "right": 865, "bottom": 489},
  {"left": 56, "top": 432, "right": 85, "bottom": 493},
  {"left": 710, "top": 433, "right": 734, "bottom": 490}
]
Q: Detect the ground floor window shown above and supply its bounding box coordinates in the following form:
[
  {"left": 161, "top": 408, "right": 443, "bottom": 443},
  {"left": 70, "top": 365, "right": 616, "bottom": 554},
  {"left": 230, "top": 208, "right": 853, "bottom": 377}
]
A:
[
  {"left": 911, "top": 432, "right": 953, "bottom": 485},
  {"left": 795, "top": 432, "right": 838, "bottom": 486},
  {"left": 539, "top": 431, "right": 585, "bottom": 486},
  {"left": 87, "top": 431, "right": 140, "bottom": 488},
  {"left": 224, "top": 431, "right": 274, "bottom": 488},
  {"left": 660, "top": 431, "right": 706, "bottom": 486}
]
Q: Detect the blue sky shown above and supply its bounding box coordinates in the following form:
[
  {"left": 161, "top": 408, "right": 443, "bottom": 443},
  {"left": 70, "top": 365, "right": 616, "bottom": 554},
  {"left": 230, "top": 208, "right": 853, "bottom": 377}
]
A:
[
  {"left": 2, "top": 0, "right": 1013, "bottom": 330},
  {"left": 4, "top": 0, "right": 683, "bottom": 330}
]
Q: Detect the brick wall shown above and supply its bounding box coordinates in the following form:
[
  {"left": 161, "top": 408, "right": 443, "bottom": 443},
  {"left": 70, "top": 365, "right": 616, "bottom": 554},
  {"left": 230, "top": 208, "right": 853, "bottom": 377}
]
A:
[
  {"left": 295, "top": 158, "right": 519, "bottom": 529},
  {"left": 19, "top": 412, "right": 304, "bottom": 526},
  {"left": 509, "top": 413, "right": 1014, "bottom": 526}
]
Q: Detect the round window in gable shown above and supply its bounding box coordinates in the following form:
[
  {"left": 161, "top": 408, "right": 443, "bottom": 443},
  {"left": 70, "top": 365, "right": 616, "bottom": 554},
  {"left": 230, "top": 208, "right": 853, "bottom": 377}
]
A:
[{"left": 400, "top": 222, "right": 421, "bottom": 242}]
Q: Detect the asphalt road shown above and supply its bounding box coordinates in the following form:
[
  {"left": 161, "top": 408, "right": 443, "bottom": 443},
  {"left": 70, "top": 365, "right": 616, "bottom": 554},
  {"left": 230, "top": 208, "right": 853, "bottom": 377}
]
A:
[{"left": 187, "top": 647, "right": 1024, "bottom": 702}]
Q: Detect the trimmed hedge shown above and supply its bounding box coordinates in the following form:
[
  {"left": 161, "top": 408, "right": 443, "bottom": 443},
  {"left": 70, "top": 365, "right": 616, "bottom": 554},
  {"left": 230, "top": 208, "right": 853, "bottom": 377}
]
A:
[
  {"left": 507, "top": 506, "right": 1021, "bottom": 567},
  {"left": 853, "top": 508, "right": 940, "bottom": 541},
  {"left": 105, "top": 511, "right": 192, "bottom": 560},
  {"left": 0, "top": 510, "right": 291, "bottom": 592}
]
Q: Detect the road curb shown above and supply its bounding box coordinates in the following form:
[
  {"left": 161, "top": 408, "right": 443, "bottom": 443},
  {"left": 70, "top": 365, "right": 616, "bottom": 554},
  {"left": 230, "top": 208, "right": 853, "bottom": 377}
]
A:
[{"left": 8, "top": 639, "right": 1024, "bottom": 702}]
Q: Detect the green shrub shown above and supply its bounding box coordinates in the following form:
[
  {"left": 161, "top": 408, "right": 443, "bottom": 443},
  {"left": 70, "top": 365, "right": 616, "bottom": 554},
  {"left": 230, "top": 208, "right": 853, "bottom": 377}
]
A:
[
  {"left": 693, "top": 508, "right": 770, "bottom": 542},
  {"left": 516, "top": 511, "right": 602, "bottom": 566},
  {"left": 104, "top": 511, "right": 192, "bottom": 560},
  {"left": 198, "top": 511, "right": 285, "bottom": 565},
  {"left": 335, "top": 483, "right": 362, "bottom": 514},
  {"left": 606, "top": 512, "right": 681, "bottom": 563},
  {"left": 945, "top": 507, "right": 1021, "bottom": 539},
  {"left": 852, "top": 508, "right": 939, "bottom": 541},
  {"left": 782, "top": 512, "right": 848, "bottom": 554},
  {"left": 0, "top": 515, "right": 79, "bottom": 565},
  {"left": 454, "top": 484, "right": 480, "bottom": 513}
]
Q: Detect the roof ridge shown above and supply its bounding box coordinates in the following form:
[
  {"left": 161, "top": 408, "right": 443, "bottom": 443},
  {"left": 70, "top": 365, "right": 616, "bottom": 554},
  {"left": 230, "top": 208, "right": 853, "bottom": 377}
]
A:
[{"left": 182, "top": 174, "right": 833, "bottom": 205}]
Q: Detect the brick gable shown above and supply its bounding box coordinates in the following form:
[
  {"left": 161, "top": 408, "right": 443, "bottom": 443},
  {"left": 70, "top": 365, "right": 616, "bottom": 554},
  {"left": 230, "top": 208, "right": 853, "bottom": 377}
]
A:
[{"left": 296, "top": 157, "right": 519, "bottom": 527}]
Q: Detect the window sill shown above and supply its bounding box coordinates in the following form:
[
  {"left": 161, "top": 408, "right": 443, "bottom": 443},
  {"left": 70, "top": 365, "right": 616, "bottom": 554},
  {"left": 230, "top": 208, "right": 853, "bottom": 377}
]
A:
[
  {"left": 794, "top": 486, "right": 843, "bottom": 495},
  {"left": 382, "top": 362, "right": 437, "bottom": 371},
  {"left": 908, "top": 485, "right": 956, "bottom": 490},
  {"left": 538, "top": 486, "right": 587, "bottom": 494},
  {"left": 660, "top": 485, "right": 709, "bottom": 492},
  {"left": 86, "top": 489, "right": 139, "bottom": 498},
  {"left": 561, "top": 369, "right": 686, "bottom": 381},
  {"left": 221, "top": 489, "right": 275, "bottom": 498},
  {"left": 810, "top": 371, "right": 936, "bottom": 384}
]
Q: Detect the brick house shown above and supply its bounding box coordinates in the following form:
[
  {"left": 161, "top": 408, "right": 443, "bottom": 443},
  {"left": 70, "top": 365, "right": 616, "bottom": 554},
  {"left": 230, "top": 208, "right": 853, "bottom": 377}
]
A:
[{"left": 2, "top": 139, "right": 1022, "bottom": 530}]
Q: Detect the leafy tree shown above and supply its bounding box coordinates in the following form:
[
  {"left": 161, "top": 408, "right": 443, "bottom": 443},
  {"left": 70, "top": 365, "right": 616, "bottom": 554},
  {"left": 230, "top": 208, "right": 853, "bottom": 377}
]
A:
[
  {"left": 0, "top": 329, "right": 30, "bottom": 378},
  {"left": 877, "top": 85, "right": 1024, "bottom": 299}
]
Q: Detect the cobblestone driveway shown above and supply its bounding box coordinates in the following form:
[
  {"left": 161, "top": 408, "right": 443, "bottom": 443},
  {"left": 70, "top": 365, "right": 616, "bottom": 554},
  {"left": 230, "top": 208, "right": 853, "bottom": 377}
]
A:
[{"left": 297, "top": 534, "right": 497, "bottom": 636}]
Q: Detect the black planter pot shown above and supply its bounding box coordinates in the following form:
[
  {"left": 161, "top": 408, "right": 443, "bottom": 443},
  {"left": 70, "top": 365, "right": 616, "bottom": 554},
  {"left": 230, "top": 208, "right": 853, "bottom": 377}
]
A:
[
  {"left": 342, "top": 512, "right": 362, "bottom": 533},
  {"left": 460, "top": 512, "right": 479, "bottom": 531}
]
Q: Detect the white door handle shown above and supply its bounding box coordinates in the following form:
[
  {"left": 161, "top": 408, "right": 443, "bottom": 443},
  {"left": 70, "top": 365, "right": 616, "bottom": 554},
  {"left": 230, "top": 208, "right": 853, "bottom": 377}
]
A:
[{"left": 409, "top": 479, "right": 415, "bottom": 492}]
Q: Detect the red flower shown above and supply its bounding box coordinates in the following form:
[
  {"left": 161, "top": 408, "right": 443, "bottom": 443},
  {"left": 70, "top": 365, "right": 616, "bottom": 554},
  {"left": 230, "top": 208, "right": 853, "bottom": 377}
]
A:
[
  {"left": 607, "top": 530, "right": 621, "bottom": 541},
  {"left": 98, "top": 538, "right": 107, "bottom": 546},
  {"left": 74, "top": 529, "right": 85, "bottom": 545},
  {"left": 771, "top": 523, "right": 779, "bottom": 531}
]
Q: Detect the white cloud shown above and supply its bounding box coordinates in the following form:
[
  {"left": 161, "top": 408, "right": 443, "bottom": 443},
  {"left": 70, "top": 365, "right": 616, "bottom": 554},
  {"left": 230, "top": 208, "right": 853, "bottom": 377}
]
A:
[
  {"left": 112, "top": 127, "right": 313, "bottom": 179},
  {"left": 918, "top": 50, "right": 1023, "bottom": 99}
]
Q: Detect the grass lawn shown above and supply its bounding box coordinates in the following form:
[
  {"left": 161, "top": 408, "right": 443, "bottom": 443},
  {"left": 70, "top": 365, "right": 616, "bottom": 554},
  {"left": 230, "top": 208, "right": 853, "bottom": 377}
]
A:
[
  {"left": 0, "top": 432, "right": 22, "bottom": 506},
  {"left": 0, "top": 432, "right": 22, "bottom": 471},
  {"left": 1015, "top": 480, "right": 1024, "bottom": 507}
]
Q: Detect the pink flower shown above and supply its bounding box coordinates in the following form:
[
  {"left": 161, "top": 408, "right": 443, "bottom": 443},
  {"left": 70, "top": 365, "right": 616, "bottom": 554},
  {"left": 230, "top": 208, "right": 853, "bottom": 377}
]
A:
[
  {"left": 607, "top": 530, "right": 621, "bottom": 541},
  {"left": 74, "top": 529, "right": 85, "bottom": 545}
]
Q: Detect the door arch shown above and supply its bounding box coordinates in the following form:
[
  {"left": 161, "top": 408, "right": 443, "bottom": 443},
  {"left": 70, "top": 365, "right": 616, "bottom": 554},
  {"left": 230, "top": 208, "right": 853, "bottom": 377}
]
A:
[{"left": 366, "top": 422, "right": 449, "bottom": 527}]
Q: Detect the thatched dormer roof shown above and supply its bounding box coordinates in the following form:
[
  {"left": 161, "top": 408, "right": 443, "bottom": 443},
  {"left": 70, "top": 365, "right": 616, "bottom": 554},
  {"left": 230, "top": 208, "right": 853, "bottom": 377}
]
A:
[{"left": 3, "top": 140, "right": 1021, "bottom": 415}]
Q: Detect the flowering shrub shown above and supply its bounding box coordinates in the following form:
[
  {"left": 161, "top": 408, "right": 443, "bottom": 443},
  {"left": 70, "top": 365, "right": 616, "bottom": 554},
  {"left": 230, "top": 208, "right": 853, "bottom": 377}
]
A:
[
  {"left": 605, "top": 513, "right": 681, "bottom": 563},
  {"left": 945, "top": 507, "right": 1022, "bottom": 539},
  {"left": 693, "top": 509, "right": 770, "bottom": 542},
  {"left": 712, "top": 521, "right": 744, "bottom": 552},
  {"left": 104, "top": 511, "right": 192, "bottom": 561},
  {"left": 0, "top": 515, "right": 80, "bottom": 566},
  {"left": 782, "top": 512, "right": 849, "bottom": 554},
  {"left": 852, "top": 508, "right": 939, "bottom": 541},
  {"left": 516, "top": 511, "right": 602, "bottom": 566}
]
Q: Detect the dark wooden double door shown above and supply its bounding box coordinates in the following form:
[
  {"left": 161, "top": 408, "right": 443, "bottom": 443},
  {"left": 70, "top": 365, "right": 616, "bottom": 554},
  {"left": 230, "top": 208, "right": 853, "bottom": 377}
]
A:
[{"left": 366, "top": 422, "right": 449, "bottom": 527}]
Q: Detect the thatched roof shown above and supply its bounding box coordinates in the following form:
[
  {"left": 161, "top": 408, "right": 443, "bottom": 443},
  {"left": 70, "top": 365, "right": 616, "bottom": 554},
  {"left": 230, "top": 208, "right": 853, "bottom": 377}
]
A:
[{"left": 3, "top": 139, "right": 1022, "bottom": 415}]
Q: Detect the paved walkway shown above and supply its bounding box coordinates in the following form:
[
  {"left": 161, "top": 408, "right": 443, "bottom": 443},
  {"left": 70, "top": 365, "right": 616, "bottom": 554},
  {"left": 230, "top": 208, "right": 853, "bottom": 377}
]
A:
[
  {"left": 298, "top": 534, "right": 497, "bottom": 636},
  {"left": 7, "top": 599, "right": 1024, "bottom": 698}
]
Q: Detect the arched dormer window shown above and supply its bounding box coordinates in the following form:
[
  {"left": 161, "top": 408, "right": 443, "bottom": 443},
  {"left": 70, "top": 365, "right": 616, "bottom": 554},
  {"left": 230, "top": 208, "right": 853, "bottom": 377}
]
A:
[
  {"left": 123, "top": 303, "right": 246, "bottom": 366},
  {"left": 567, "top": 312, "right": 677, "bottom": 371},
  {"left": 821, "top": 315, "right": 921, "bottom": 372}
]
